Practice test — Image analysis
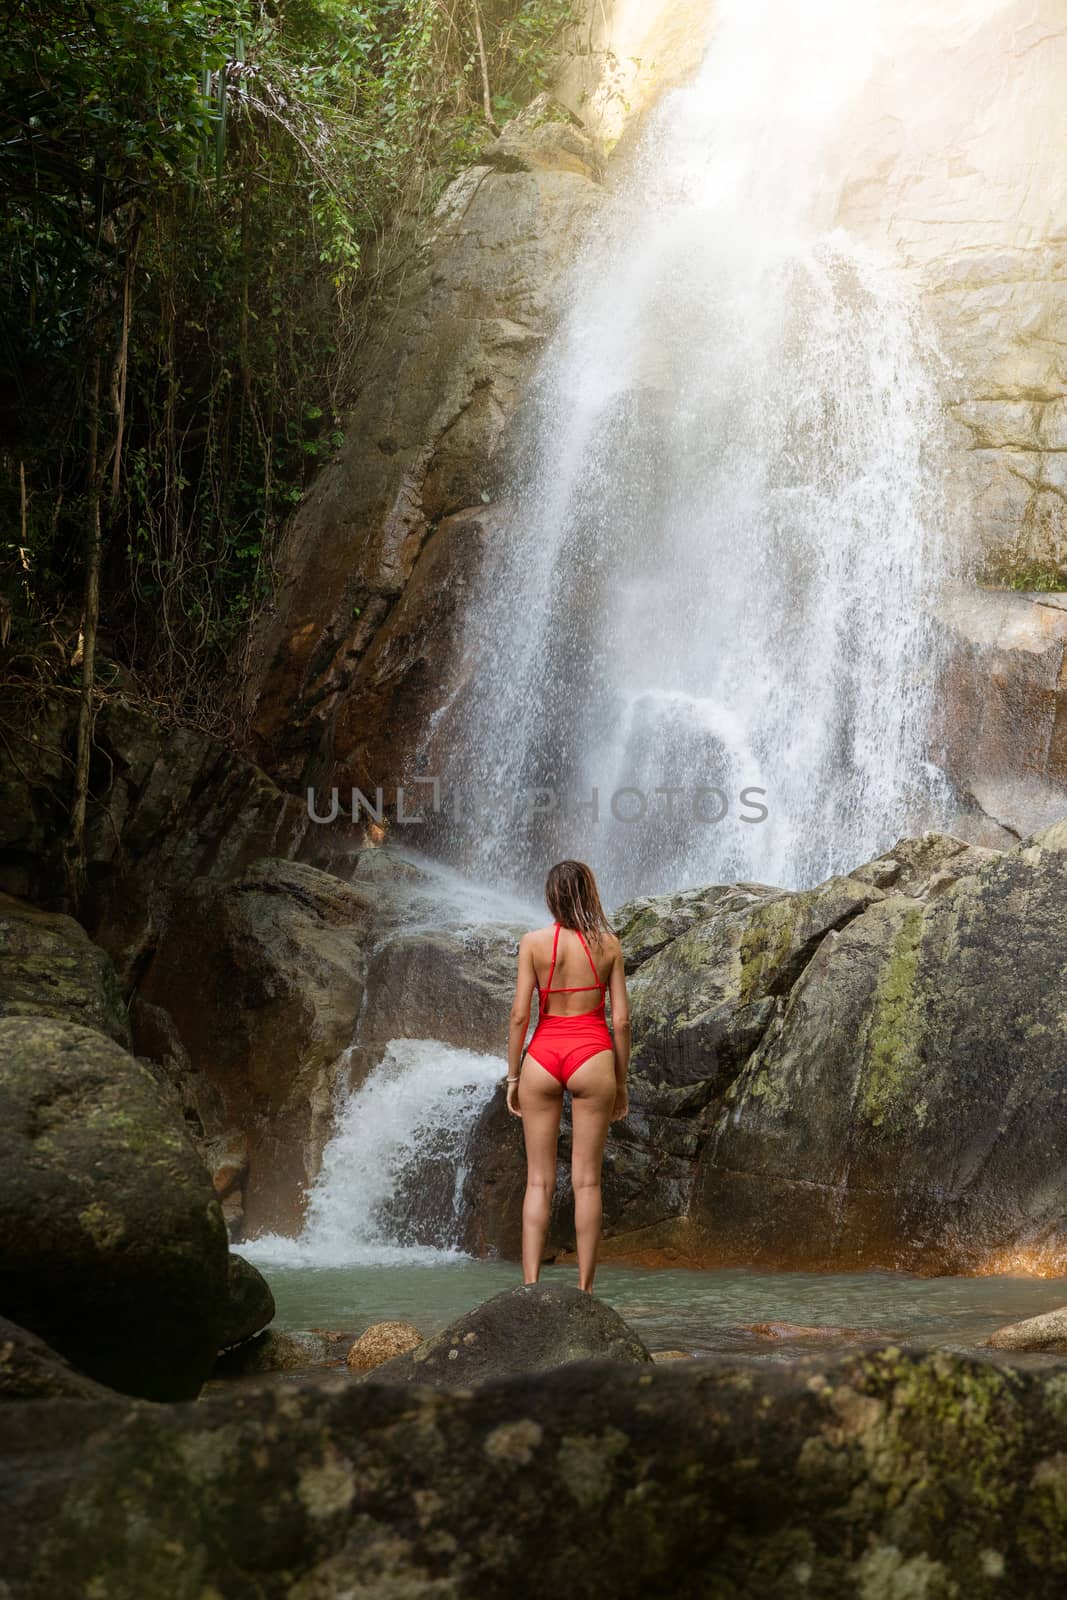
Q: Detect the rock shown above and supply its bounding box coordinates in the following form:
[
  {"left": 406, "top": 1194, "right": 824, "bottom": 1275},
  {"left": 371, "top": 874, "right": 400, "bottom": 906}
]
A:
[
  {"left": 936, "top": 586, "right": 1067, "bottom": 842},
  {"left": 203, "top": 1128, "right": 250, "bottom": 1201},
  {"left": 744, "top": 1323, "right": 865, "bottom": 1344},
  {"left": 137, "top": 857, "right": 376, "bottom": 1236},
  {"left": 479, "top": 94, "right": 602, "bottom": 177},
  {"left": 625, "top": 873, "right": 886, "bottom": 1103},
  {"left": 219, "top": 1254, "right": 275, "bottom": 1351},
  {"left": 214, "top": 1329, "right": 333, "bottom": 1377},
  {"left": 834, "top": 0, "right": 1067, "bottom": 576},
  {"left": 240, "top": 96, "right": 607, "bottom": 790},
  {"left": 0, "top": 891, "right": 129, "bottom": 1045},
  {"left": 985, "top": 1307, "right": 1067, "bottom": 1353},
  {"left": 650, "top": 1349, "right": 692, "bottom": 1361},
  {"left": 129, "top": 994, "right": 229, "bottom": 1145},
  {"left": 345, "top": 1322, "right": 424, "bottom": 1373},
  {"left": 0, "top": 1314, "right": 117, "bottom": 1402},
  {"left": 0, "top": 691, "right": 309, "bottom": 988},
  {"left": 362, "top": 1282, "right": 652, "bottom": 1388},
  {"left": 693, "top": 819, "right": 1067, "bottom": 1273},
  {"left": 7, "top": 1348, "right": 1067, "bottom": 1594},
  {"left": 345, "top": 915, "right": 526, "bottom": 1084},
  {"left": 0, "top": 1016, "right": 229, "bottom": 1401},
  {"left": 848, "top": 829, "right": 1003, "bottom": 900}
]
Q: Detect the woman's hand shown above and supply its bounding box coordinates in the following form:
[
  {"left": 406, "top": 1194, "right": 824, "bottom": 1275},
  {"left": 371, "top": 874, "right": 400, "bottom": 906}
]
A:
[
  {"left": 506, "top": 1076, "right": 522, "bottom": 1118},
  {"left": 611, "top": 1084, "right": 629, "bottom": 1122}
]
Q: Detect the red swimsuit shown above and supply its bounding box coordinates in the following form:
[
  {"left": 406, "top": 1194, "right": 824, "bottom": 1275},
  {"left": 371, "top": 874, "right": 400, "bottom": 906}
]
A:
[{"left": 525, "top": 922, "right": 614, "bottom": 1086}]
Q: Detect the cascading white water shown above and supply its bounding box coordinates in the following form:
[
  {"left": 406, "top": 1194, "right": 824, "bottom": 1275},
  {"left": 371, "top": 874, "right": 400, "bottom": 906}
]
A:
[
  {"left": 242, "top": 1039, "right": 504, "bottom": 1267},
  {"left": 431, "top": 0, "right": 967, "bottom": 906}
]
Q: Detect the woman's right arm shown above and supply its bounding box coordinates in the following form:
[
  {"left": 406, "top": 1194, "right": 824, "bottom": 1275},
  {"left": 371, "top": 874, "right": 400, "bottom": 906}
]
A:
[{"left": 608, "top": 940, "right": 630, "bottom": 1120}]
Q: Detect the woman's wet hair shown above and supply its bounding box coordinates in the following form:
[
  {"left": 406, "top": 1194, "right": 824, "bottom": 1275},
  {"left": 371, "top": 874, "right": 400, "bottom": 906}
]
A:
[{"left": 544, "top": 859, "right": 614, "bottom": 940}]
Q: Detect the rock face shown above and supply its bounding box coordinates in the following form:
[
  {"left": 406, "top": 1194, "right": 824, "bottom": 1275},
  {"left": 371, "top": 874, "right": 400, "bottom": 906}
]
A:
[
  {"left": 0, "top": 691, "right": 308, "bottom": 987},
  {"left": 6, "top": 1347, "right": 1067, "bottom": 1596},
  {"left": 832, "top": 0, "right": 1067, "bottom": 581},
  {"left": 0, "top": 891, "right": 129, "bottom": 1045},
  {"left": 241, "top": 97, "right": 607, "bottom": 790},
  {"left": 135, "top": 848, "right": 523, "bottom": 1237},
  {"left": 0, "top": 1016, "right": 229, "bottom": 1401},
  {"left": 364, "top": 1282, "right": 651, "bottom": 1388},
  {"left": 137, "top": 857, "right": 376, "bottom": 1237},
  {"left": 937, "top": 586, "right": 1067, "bottom": 841},
  {"left": 693, "top": 819, "right": 1067, "bottom": 1273}
]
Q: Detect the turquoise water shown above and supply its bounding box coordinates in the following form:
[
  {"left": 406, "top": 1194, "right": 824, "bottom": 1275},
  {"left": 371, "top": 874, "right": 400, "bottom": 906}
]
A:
[{"left": 252, "top": 1257, "right": 1067, "bottom": 1360}]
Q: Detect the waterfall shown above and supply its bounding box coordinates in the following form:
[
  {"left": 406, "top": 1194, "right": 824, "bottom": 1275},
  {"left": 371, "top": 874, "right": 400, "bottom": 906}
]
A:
[
  {"left": 242, "top": 1040, "right": 504, "bottom": 1267},
  {"left": 427, "top": 0, "right": 965, "bottom": 906}
]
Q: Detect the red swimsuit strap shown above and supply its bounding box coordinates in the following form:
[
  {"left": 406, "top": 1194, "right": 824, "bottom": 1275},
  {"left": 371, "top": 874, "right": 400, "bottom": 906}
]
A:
[
  {"left": 573, "top": 926, "right": 607, "bottom": 994},
  {"left": 539, "top": 923, "right": 606, "bottom": 1013},
  {"left": 538, "top": 921, "right": 562, "bottom": 1015}
]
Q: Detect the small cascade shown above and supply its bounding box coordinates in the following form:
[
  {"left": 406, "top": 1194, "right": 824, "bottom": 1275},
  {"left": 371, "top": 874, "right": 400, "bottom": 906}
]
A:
[{"left": 242, "top": 1039, "right": 504, "bottom": 1267}]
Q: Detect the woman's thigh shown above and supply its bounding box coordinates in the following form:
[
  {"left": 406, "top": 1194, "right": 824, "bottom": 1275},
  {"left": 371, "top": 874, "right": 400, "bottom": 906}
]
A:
[
  {"left": 520, "top": 1054, "right": 563, "bottom": 1185},
  {"left": 566, "top": 1050, "right": 616, "bottom": 1186}
]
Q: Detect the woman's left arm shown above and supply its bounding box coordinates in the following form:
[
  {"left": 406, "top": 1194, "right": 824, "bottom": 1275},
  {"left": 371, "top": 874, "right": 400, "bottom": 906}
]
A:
[{"left": 506, "top": 934, "right": 537, "bottom": 1118}]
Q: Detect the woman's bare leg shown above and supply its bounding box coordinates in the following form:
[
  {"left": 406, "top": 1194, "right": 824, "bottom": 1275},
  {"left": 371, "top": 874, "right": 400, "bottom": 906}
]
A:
[
  {"left": 566, "top": 1050, "right": 616, "bottom": 1293},
  {"left": 518, "top": 1055, "right": 563, "bottom": 1283}
]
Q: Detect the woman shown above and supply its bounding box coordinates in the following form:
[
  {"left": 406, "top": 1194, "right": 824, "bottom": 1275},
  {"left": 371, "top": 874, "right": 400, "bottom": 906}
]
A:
[{"left": 506, "top": 859, "right": 630, "bottom": 1293}]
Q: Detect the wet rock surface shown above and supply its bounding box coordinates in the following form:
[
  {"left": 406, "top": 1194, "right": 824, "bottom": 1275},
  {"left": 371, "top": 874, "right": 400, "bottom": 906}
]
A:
[
  {"left": 5, "top": 1346, "right": 1067, "bottom": 1596},
  {"left": 137, "top": 857, "right": 376, "bottom": 1237},
  {"left": 362, "top": 1282, "right": 652, "bottom": 1388},
  {"left": 0, "top": 1016, "right": 229, "bottom": 1400},
  {"left": 219, "top": 1253, "right": 277, "bottom": 1351}
]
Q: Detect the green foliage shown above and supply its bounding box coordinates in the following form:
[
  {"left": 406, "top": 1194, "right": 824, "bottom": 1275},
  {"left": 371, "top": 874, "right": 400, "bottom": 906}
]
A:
[
  {"left": 978, "top": 555, "right": 1067, "bottom": 594},
  {"left": 0, "top": 0, "right": 580, "bottom": 729}
]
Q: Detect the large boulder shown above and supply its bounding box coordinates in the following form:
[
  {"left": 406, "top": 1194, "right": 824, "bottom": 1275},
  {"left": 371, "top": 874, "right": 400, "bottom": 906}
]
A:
[
  {"left": 693, "top": 819, "right": 1067, "bottom": 1272},
  {"left": 363, "top": 1282, "right": 651, "bottom": 1388},
  {"left": 7, "top": 1347, "right": 1067, "bottom": 1595},
  {"left": 0, "top": 1016, "right": 229, "bottom": 1400},
  {"left": 0, "top": 891, "right": 129, "bottom": 1045},
  {"left": 137, "top": 858, "right": 376, "bottom": 1237}
]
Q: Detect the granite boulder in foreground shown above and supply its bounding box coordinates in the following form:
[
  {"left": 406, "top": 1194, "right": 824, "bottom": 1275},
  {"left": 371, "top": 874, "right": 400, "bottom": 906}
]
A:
[
  {"left": 0, "top": 1016, "right": 229, "bottom": 1400},
  {"left": 4, "top": 1346, "right": 1067, "bottom": 1596},
  {"left": 363, "top": 1281, "right": 652, "bottom": 1386}
]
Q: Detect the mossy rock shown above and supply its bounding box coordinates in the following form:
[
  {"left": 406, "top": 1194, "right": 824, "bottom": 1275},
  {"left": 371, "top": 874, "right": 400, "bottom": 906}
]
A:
[
  {"left": 695, "top": 820, "right": 1067, "bottom": 1272},
  {"left": 6, "top": 1346, "right": 1067, "bottom": 1595},
  {"left": 0, "top": 892, "right": 129, "bottom": 1046},
  {"left": 0, "top": 1016, "right": 228, "bottom": 1400}
]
